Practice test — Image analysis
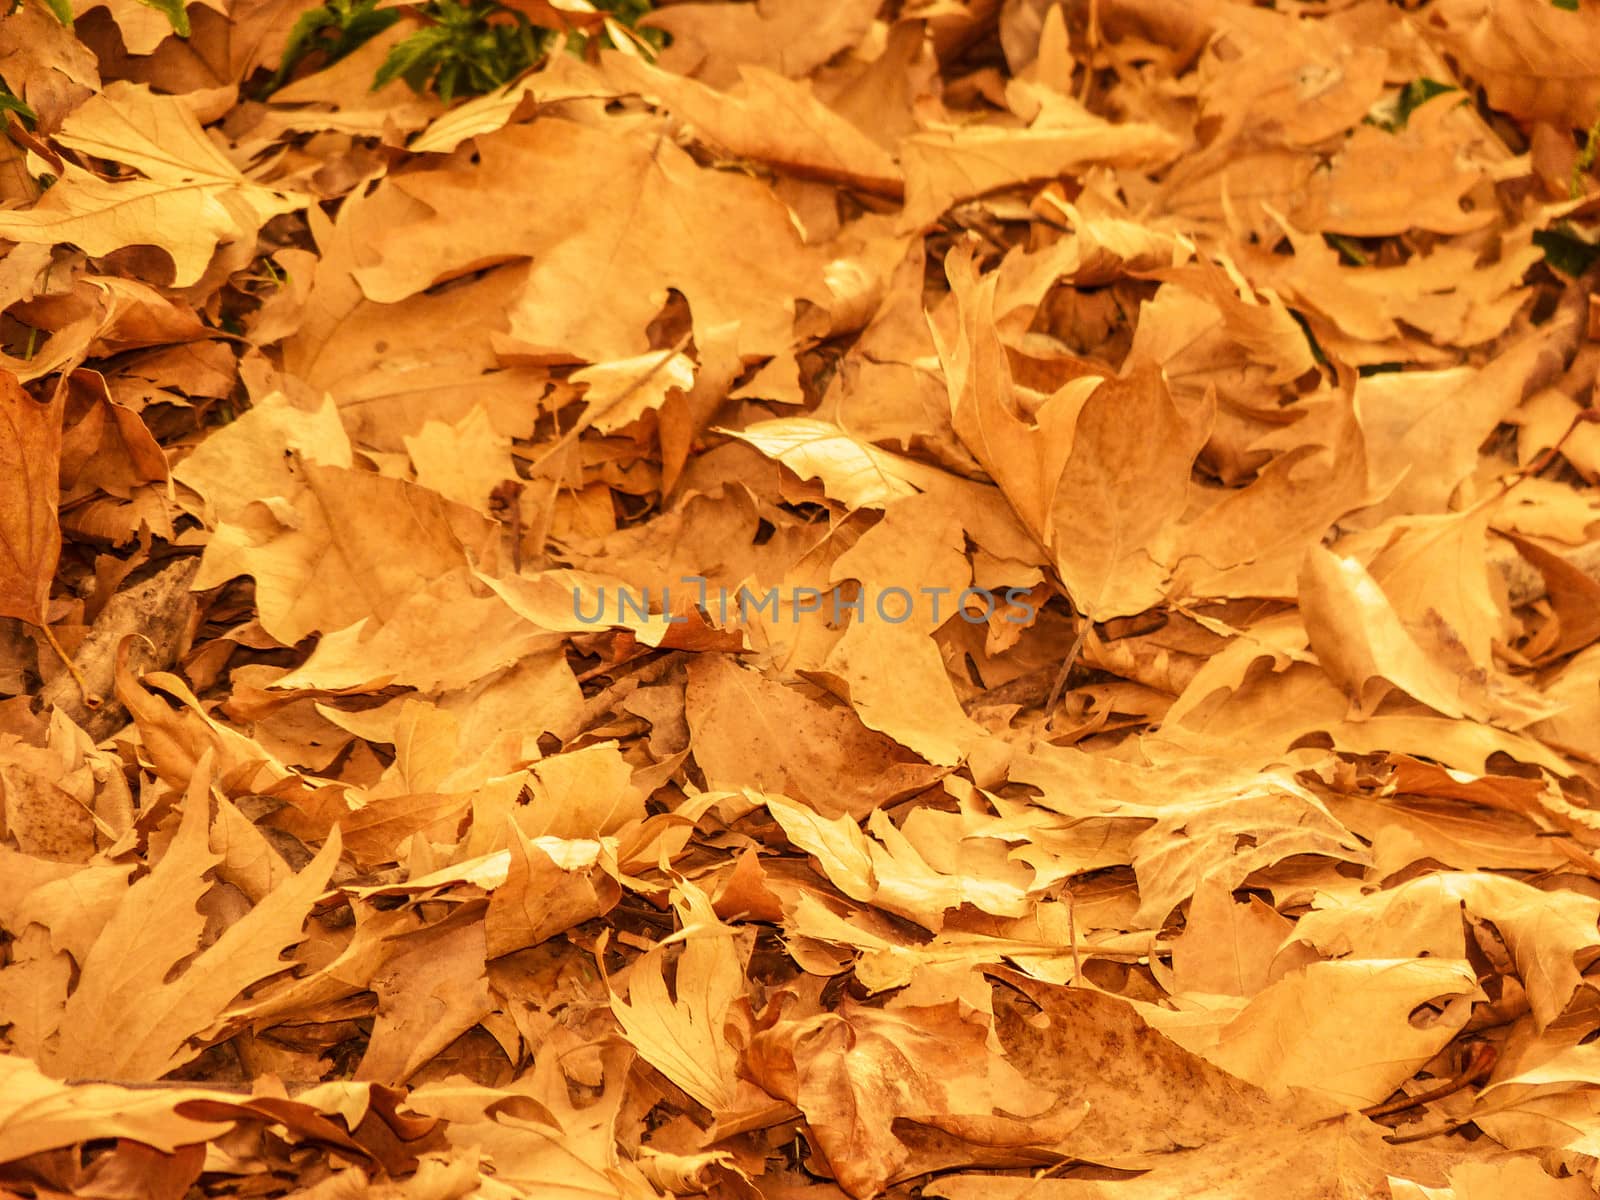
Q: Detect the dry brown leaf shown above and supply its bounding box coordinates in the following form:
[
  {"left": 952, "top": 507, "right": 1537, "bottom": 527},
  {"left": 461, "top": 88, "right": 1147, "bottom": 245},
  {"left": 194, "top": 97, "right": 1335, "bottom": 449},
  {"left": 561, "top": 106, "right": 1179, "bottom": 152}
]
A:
[
  {"left": 685, "top": 652, "right": 946, "bottom": 820},
  {"left": 604, "top": 55, "right": 902, "bottom": 196},
  {"left": 0, "top": 83, "right": 305, "bottom": 286},
  {"left": 0, "top": 371, "right": 61, "bottom": 625},
  {"left": 350, "top": 117, "right": 825, "bottom": 365},
  {"left": 1430, "top": 0, "right": 1600, "bottom": 129},
  {"left": 43, "top": 755, "right": 342, "bottom": 1080},
  {"left": 641, "top": 0, "right": 881, "bottom": 88},
  {"left": 941, "top": 244, "right": 1210, "bottom": 618},
  {"left": 9, "top": 2, "right": 1600, "bottom": 1196},
  {"left": 746, "top": 994, "right": 1083, "bottom": 1199}
]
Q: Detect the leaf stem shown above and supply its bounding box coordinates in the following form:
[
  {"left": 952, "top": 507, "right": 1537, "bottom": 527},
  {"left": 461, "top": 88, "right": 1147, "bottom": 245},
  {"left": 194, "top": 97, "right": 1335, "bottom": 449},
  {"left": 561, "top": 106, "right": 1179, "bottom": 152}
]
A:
[{"left": 38, "top": 617, "right": 101, "bottom": 710}]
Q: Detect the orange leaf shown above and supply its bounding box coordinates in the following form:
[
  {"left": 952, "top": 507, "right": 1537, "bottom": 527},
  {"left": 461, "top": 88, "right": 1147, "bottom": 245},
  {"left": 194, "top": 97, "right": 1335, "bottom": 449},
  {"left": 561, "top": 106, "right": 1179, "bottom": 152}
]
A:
[{"left": 0, "top": 369, "right": 61, "bottom": 625}]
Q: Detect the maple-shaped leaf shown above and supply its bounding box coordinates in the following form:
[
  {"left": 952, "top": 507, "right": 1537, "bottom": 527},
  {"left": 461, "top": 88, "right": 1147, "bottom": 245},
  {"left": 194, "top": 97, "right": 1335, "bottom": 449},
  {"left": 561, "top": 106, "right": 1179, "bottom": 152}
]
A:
[
  {"left": 1290, "top": 93, "right": 1493, "bottom": 237},
  {"left": 485, "top": 820, "right": 621, "bottom": 958},
  {"left": 609, "top": 881, "right": 769, "bottom": 1120},
  {"left": 0, "top": 83, "right": 303, "bottom": 287},
  {"left": 42, "top": 757, "right": 342, "bottom": 1081},
  {"left": 0, "top": 370, "right": 61, "bottom": 625},
  {"left": 0, "top": 1053, "right": 234, "bottom": 1161},
  {"left": 899, "top": 93, "right": 1182, "bottom": 231},
  {"left": 604, "top": 54, "right": 902, "bottom": 196},
  {"left": 406, "top": 1037, "right": 669, "bottom": 1200},
  {"left": 641, "top": 0, "right": 881, "bottom": 89},
  {"left": 685, "top": 652, "right": 947, "bottom": 820},
  {"left": 193, "top": 460, "right": 500, "bottom": 646},
  {"left": 1153, "top": 957, "right": 1480, "bottom": 1109},
  {"left": 725, "top": 418, "right": 927, "bottom": 509},
  {"left": 1300, "top": 545, "right": 1557, "bottom": 727},
  {"left": 349, "top": 116, "right": 825, "bottom": 365},
  {"left": 1291, "top": 871, "right": 1600, "bottom": 1030},
  {"left": 1433, "top": 0, "right": 1600, "bottom": 129},
  {"left": 1128, "top": 779, "right": 1369, "bottom": 929},
  {"left": 938, "top": 245, "right": 1213, "bottom": 619},
  {"left": 820, "top": 491, "right": 990, "bottom": 765},
  {"left": 747, "top": 995, "right": 1083, "bottom": 1199}
]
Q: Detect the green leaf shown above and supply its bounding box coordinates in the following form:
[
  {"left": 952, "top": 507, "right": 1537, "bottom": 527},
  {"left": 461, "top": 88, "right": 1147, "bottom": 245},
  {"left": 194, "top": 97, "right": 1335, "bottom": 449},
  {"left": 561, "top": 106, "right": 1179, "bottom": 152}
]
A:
[
  {"left": 137, "top": 0, "right": 190, "bottom": 36},
  {"left": 1535, "top": 226, "right": 1600, "bottom": 277},
  {"left": 1288, "top": 310, "right": 1327, "bottom": 367},
  {"left": 283, "top": 9, "right": 341, "bottom": 60},
  {"left": 371, "top": 1, "right": 546, "bottom": 98},
  {"left": 0, "top": 91, "right": 37, "bottom": 127},
  {"left": 1574, "top": 110, "right": 1600, "bottom": 199},
  {"left": 373, "top": 26, "right": 448, "bottom": 91},
  {"left": 1552, "top": 0, "right": 1578, "bottom": 11},
  {"left": 262, "top": 0, "right": 398, "bottom": 97},
  {"left": 1367, "top": 78, "right": 1458, "bottom": 133},
  {"left": 265, "top": 7, "right": 338, "bottom": 92},
  {"left": 39, "top": 0, "right": 73, "bottom": 23},
  {"left": 0, "top": 77, "right": 37, "bottom": 127},
  {"left": 1322, "top": 233, "right": 1368, "bottom": 267}
]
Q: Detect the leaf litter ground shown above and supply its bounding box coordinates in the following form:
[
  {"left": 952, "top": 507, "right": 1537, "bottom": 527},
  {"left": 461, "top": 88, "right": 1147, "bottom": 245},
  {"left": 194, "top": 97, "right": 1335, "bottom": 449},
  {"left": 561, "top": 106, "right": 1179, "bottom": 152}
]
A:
[{"left": 4, "top": 1, "right": 1600, "bottom": 1198}]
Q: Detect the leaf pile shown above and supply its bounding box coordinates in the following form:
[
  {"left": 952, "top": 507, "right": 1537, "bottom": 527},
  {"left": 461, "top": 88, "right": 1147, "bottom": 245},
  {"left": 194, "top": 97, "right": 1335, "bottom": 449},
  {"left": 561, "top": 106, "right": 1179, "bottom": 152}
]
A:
[{"left": 4, "top": 1, "right": 1600, "bottom": 1198}]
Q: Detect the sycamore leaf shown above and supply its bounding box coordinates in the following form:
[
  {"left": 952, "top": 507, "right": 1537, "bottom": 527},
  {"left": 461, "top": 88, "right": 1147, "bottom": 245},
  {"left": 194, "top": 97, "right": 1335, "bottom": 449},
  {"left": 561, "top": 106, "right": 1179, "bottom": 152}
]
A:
[
  {"left": 685, "top": 652, "right": 947, "bottom": 820},
  {"left": 746, "top": 997, "right": 1081, "bottom": 1199},
  {"left": 1299, "top": 545, "right": 1557, "bottom": 728},
  {"left": 899, "top": 99, "right": 1182, "bottom": 231},
  {"left": 0, "top": 83, "right": 304, "bottom": 286},
  {"left": 192, "top": 461, "right": 499, "bottom": 646},
  {"left": 604, "top": 55, "right": 902, "bottom": 195},
  {"left": 1154, "top": 958, "right": 1480, "bottom": 1109},
  {"left": 0, "top": 371, "right": 61, "bottom": 625},
  {"left": 43, "top": 759, "right": 343, "bottom": 1080},
  {"left": 1433, "top": 0, "right": 1600, "bottom": 128},
  {"left": 0, "top": 1054, "right": 234, "bottom": 1160},
  {"left": 349, "top": 116, "right": 825, "bottom": 364},
  {"left": 724, "top": 418, "right": 926, "bottom": 508},
  {"left": 938, "top": 244, "right": 1210, "bottom": 619},
  {"left": 1290, "top": 871, "right": 1600, "bottom": 1029},
  {"left": 14, "top": 1, "right": 1600, "bottom": 1191},
  {"left": 608, "top": 882, "right": 750, "bottom": 1116}
]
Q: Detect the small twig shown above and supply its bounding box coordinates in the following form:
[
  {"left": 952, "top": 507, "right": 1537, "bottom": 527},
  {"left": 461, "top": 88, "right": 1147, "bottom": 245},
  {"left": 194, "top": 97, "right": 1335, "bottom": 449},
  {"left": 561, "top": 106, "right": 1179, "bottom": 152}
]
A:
[
  {"left": 1066, "top": 886, "right": 1081, "bottom": 985},
  {"left": 1044, "top": 614, "right": 1091, "bottom": 715},
  {"left": 1381, "top": 1119, "right": 1474, "bottom": 1145},
  {"left": 38, "top": 618, "right": 100, "bottom": 710},
  {"left": 1360, "top": 1041, "right": 1497, "bottom": 1123},
  {"left": 64, "top": 1078, "right": 317, "bottom": 1094},
  {"left": 1077, "top": 0, "right": 1100, "bottom": 104},
  {"left": 1493, "top": 407, "right": 1600, "bottom": 500}
]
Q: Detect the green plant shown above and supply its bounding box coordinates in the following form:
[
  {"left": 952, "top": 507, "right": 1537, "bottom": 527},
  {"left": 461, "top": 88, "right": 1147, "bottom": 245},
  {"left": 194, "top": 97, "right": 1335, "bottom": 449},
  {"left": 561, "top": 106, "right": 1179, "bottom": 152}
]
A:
[
  {"left": 1535, "top": 110, "right": 1600, "bottom": 279},
  {"left": 1535, "top": 226, "right": 1600, "bottom": 277},
  {"left": 371, "top": 0, "right": 548, "bottom": 103},
  {"left": 33, "top": 0, "right": 659, "bottom": 105},
  {"left": 1322, "top": 233, "right": 1368, "bottom": 267},
  {"left": 138, "top": 0, "right": 188, "bottom": 35},
  {"left": 0, "top": 78, "right": 37, "bottom": 128},
  {"left": 21, "top": 0, "right": 182, "bottom": 32},
  {"left": 1365, "top": 78, "right": 1458, "bottom": 134},
  {"left": 262, "top": 0, "right": 402, "bottom": 97},
  {"left": 1573, "top": 109, "right": 1600, "bottom": 199},
  {"left": 370, "top": 0, "right": 663, "bottom": 103}
]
